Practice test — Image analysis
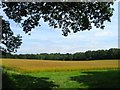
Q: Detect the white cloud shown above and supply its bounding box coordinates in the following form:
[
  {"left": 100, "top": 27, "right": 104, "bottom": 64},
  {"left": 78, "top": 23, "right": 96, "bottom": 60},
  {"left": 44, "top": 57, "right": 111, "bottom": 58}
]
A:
[{"left": 94, "top": 30, "right": 116, "bottom": 37}]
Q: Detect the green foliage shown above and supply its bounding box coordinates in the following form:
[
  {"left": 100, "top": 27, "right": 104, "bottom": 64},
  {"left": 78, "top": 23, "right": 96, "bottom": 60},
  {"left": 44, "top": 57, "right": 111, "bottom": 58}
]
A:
[{"left": 2, "top": 48, "right": 120, "bottom": 60}]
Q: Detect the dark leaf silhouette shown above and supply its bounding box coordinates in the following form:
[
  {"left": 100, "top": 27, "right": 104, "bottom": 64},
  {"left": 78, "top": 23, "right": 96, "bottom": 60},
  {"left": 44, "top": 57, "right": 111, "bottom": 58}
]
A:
[
  {"left": 2, "top": 2, "right": 114, "bottom": 36},
  {"left": 0, "top": 17, "right": 22, "bottom": 53}
]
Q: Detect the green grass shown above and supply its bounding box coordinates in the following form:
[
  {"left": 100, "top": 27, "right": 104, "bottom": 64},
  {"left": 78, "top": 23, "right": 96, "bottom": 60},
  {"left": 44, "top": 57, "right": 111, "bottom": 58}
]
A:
[
  {"left": 29, "top": 71, "right": 81, "bottom": 88},
  {"left": 2, "top": 68, "right": 120, "bottom": 89}
]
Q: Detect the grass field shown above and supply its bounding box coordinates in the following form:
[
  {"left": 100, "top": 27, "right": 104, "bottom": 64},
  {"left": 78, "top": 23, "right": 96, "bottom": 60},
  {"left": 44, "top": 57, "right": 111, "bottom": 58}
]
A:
[
  {"left": 2, "top": 68, "right": 120, "bottom": 89},
  {"left": 0, "top": 59, "right": 119, "bottom": 72},
  {"left": 1, "top": 58, "right": 120, "bottom": 89}
]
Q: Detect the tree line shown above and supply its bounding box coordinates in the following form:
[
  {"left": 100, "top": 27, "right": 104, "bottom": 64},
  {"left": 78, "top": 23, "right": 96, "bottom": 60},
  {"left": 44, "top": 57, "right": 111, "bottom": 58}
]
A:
[{"left": 1, "top": 48, "right": 120, "bottom": 61}]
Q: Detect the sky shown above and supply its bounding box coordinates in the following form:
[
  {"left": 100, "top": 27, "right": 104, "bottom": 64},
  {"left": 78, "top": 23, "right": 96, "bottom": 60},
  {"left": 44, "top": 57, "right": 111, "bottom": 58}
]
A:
[{"left": 1, "top": 1, "right": 119, "bottom": 54}]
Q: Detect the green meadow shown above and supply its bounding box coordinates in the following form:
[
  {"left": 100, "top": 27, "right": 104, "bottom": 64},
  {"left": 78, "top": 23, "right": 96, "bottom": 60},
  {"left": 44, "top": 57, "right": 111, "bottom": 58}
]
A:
[
  {"left": 2, "top": 68, "right": 120, "bottom": 89},
  {"left": 1, "top": 59, "right": 120, "bottom": 89}
]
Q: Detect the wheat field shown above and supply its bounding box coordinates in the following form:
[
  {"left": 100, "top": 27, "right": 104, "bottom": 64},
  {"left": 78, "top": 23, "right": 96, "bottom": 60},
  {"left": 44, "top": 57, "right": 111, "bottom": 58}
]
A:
[{"left": 0, "top": 58, "right": 119, "bottom": 72}]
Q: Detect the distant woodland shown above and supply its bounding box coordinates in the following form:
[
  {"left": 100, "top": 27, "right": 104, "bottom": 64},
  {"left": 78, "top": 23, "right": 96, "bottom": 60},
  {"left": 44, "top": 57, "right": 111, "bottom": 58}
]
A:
[{"left": 1, "top": 48, "right": 120, "bottom": 61}]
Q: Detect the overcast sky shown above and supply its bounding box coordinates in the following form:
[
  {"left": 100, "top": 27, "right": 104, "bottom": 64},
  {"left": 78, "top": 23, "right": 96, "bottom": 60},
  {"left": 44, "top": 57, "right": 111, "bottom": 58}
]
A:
[{"left": 1, "top": 2, "right": 118, "bottom": 54}]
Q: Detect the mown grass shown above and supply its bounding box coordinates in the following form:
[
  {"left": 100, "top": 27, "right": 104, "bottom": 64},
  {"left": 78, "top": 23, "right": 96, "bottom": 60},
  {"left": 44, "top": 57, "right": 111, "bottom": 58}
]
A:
[
  {"left": 0, "top": 59, "right": 119, "bottom": 72},
  {"left": 2, "top": 68, "right": 120, "bottom": 89}
]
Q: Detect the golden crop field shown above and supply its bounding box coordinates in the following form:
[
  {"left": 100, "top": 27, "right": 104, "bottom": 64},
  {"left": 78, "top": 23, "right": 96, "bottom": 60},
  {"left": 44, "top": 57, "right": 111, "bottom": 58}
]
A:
[{"left": 0, "top": 59, "right": 119, "bottom": 72}]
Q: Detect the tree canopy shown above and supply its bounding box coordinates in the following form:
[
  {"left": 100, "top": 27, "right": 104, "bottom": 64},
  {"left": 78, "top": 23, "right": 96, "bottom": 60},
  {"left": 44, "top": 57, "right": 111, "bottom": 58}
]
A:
[
  {"left": 0, "top": 17, "right": 22, "bottom": 53},
  {"left": 1, "top": 2, "right": 114, "bottom": 53}
]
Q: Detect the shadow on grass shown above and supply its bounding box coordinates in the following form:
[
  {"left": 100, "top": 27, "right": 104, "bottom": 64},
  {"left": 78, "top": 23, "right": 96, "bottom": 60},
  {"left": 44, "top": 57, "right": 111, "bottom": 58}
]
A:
[
  {"left": 2, "top": 72, "right": 59, "bottom": 90},
  {"left": 70, "top": 70, "right": 120, "bottom": 89}
]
